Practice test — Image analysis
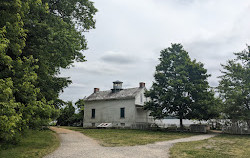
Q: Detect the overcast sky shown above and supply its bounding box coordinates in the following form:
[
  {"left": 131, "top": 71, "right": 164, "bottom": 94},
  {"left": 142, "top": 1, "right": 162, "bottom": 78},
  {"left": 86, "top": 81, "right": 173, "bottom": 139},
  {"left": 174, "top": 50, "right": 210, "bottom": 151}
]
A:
[{"left": 59, "top": 0, "right": 250, "bottom": 102}]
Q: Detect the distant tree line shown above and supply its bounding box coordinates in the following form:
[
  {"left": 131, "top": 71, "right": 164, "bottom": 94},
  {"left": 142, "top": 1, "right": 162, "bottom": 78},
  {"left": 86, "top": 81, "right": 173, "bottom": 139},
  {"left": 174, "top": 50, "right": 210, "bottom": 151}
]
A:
[
  {"left": 56, "top": 99, "right": 84, "bottom": 126},
  {"left": 145, "top": 44, "right": 249, "bottom": 129},
  {"left": 0, "top": 0, "right": 97, "bottom": 143}
]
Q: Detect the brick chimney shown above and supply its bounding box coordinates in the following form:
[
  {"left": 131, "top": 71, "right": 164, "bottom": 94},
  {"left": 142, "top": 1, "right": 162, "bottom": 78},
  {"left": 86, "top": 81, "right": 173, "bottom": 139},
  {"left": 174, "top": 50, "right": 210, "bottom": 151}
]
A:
[
  {"left": 94, "top": 88, "right": 99, "bottom": 93},
  {"left": 139, "top": 82, "right": 145, "bottom": 88}
]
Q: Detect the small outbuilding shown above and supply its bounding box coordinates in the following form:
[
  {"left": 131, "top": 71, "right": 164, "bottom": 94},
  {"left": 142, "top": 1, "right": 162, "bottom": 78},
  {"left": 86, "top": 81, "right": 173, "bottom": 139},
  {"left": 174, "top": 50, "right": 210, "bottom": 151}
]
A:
[{"left": 83, "top": 81, "right": 154, "bottom": 129}]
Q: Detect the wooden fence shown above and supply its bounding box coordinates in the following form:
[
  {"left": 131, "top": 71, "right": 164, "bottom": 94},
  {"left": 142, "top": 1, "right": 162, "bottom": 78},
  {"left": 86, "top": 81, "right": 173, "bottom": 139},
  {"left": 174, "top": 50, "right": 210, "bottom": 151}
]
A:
[{"left": 222, "top": 120, "right": 250, "bottom": 135}]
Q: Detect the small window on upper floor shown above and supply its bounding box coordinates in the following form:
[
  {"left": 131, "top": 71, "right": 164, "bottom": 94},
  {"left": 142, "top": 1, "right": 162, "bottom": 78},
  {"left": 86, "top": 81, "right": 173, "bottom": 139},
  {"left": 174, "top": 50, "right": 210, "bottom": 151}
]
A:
[{"left": 140, "top": 93, "right": 143, "bottom": 103}]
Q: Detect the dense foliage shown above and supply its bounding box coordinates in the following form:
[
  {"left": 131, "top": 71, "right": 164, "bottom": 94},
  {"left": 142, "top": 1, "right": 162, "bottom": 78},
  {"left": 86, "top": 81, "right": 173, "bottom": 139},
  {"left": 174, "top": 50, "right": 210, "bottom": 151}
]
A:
[
  {"left": 22, "top": 0, "right": 97, "bottom": 102},
  {"left": 75, "top": 98, "right": 85, "bottom": 119},
  {"left": 218, "top": 46, "right": 250, "bottom": 127},
  {"left": 56, "top": 100, "right": 84, "bottom": 126},
  {"left": 145, "top": 44, "right": 219, "bottom": 128},
  {"left": 0, "top": 0, "right": 96, "bottom": 143}
]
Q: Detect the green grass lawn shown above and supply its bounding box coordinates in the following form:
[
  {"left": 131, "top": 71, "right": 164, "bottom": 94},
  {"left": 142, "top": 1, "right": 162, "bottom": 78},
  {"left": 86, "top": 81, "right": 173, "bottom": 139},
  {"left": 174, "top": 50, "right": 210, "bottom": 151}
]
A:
[
  {"left": 170, "top": 134, "right": 250, "bottom": 158},
  {"left": 0, "top": 129, "right": 60, "bottom": 158},
  {"left": 62, "top": 126, "right": 196, "bottom": 147}
]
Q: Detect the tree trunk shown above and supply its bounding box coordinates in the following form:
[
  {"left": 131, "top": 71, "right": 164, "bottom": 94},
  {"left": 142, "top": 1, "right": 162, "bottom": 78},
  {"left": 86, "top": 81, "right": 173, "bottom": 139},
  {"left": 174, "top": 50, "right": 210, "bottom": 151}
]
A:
[
  {"left": 247, "top": 120, "right": 250, "bottom": 129},
  {"left": 180, "top": 116, "right": 184, "bottom": 131},
  {"left": 231, "top": 119, "right": 237, "bottom": 134}
]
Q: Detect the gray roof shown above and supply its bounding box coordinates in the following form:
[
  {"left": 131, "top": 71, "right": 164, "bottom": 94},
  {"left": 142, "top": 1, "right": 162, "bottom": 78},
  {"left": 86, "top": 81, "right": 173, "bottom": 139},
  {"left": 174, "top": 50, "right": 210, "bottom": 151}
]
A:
[
  {"left": 113, "top": 80, "right": 123, "bottom": 83},
  {"left": 85, "top": 87, "right": 143, "bottom": 101}
]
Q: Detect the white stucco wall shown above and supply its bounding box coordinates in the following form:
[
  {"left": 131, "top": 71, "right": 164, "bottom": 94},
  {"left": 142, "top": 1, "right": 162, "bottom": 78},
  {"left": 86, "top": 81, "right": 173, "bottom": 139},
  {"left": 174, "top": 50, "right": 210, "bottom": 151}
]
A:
[
  {"left": 83, "top": 88, "right": 154, "bottom": 128},
  {"left": 84, "top": 99, "right": 136, "bottom": 128},
  {"left": 135, "top": 88, "right": 147, "bottom": 106},
  {"left": 135, "top": 108, "right": 154, "bottom": 123}
]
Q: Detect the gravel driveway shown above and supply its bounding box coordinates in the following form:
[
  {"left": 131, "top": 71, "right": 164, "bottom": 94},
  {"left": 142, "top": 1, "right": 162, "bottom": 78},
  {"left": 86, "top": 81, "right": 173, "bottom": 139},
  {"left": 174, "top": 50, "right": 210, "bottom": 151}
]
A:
[{"left": 45, "top": 127, "right": 217, "bottom": 158}]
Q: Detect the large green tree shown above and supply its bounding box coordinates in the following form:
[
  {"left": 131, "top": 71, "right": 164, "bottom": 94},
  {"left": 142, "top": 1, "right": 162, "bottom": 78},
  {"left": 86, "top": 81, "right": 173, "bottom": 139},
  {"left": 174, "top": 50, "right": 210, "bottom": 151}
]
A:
[
  {"left": 218, "top": 46, "right": 250, "bottom": 127},
  {"left": 22, "top": 0, "right": 97, "bottom": 103},
  {"left": 0, "top": 0, "right": 97, "bottom": 142},
  {"left": 145, "top": 44, "right": 219, "bottom": 128},
  {"left": 0, "top": 0, "right": 54, "bottom": 142}
]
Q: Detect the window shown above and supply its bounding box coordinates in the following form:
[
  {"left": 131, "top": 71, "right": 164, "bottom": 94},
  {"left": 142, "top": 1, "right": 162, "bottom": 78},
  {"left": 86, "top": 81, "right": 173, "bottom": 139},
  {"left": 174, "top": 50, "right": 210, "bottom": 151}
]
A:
[
  {"left": 92, "top": 123, "right": 95, "bottom": 127},
  {"left": 120, "top": 108, "right": 125, "bottom": 118},
  {"left": 91, "top": 109, "right": 95, "bottom": 118},
  {"left": 121, "top": 123, "right": 125, "bottom": 126},
  {"left": 140, "top": 94, "right": 143, "bottom": 103}
]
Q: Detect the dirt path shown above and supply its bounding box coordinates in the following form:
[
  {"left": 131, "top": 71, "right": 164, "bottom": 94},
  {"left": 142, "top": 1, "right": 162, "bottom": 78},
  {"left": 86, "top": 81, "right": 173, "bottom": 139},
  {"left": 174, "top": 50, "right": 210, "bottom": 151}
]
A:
[{"left": 45, "top": 127, "right": 217, "bottom": 158}]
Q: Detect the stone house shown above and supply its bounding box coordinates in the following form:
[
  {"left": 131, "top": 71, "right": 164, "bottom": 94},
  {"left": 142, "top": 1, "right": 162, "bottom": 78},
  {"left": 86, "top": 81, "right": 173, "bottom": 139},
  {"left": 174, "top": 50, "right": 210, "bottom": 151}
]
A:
[{"left": 83, "top": 81, "right": 154, "bottom": 128}]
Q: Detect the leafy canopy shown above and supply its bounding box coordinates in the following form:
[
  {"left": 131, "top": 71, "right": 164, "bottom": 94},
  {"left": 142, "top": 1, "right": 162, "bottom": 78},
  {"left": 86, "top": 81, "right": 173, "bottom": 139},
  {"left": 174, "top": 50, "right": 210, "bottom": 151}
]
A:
[
  {"left": 22, "top": 0, "right": 97, "bottom": 102},
  {"left": 0, "top": 0, "right": 96, "bottom": 143},
  {"left": 218, "top": 46, "right": 250, "bottom": 126},
  {"left": 145, "top": 44, "right": 219, "bottom": 127},
  {"left": 56, "top": 100, "right": 84, "bottom": 126}
]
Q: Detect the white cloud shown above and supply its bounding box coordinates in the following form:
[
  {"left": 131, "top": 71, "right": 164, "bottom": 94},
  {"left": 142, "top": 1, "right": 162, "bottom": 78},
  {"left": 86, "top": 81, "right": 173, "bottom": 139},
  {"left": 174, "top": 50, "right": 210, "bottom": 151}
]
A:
[
  {"left": 59, "top": 0, "right": 250, "bottom": 102},
  {"left": 100, "top": 51, "right": 137, "bottom": 64}
]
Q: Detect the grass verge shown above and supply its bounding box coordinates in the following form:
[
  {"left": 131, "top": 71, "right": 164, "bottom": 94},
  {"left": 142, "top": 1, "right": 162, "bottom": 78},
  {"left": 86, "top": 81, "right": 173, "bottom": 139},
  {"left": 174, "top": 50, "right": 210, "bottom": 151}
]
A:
[
  {"left": 62, "top": 126, "right": 196, "bottom": 147},
  {"left": 170, "top": 134, "right": 250, "bottom": 158},
  {"left": 0, "top": 129, "right": 60, "bottom": 158}
]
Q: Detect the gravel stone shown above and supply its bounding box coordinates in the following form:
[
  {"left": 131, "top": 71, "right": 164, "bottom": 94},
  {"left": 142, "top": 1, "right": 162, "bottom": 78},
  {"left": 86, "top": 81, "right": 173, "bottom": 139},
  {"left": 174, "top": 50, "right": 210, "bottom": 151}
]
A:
[{"left": 45, "top": 127, "right": 217, "bottom": 158}]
